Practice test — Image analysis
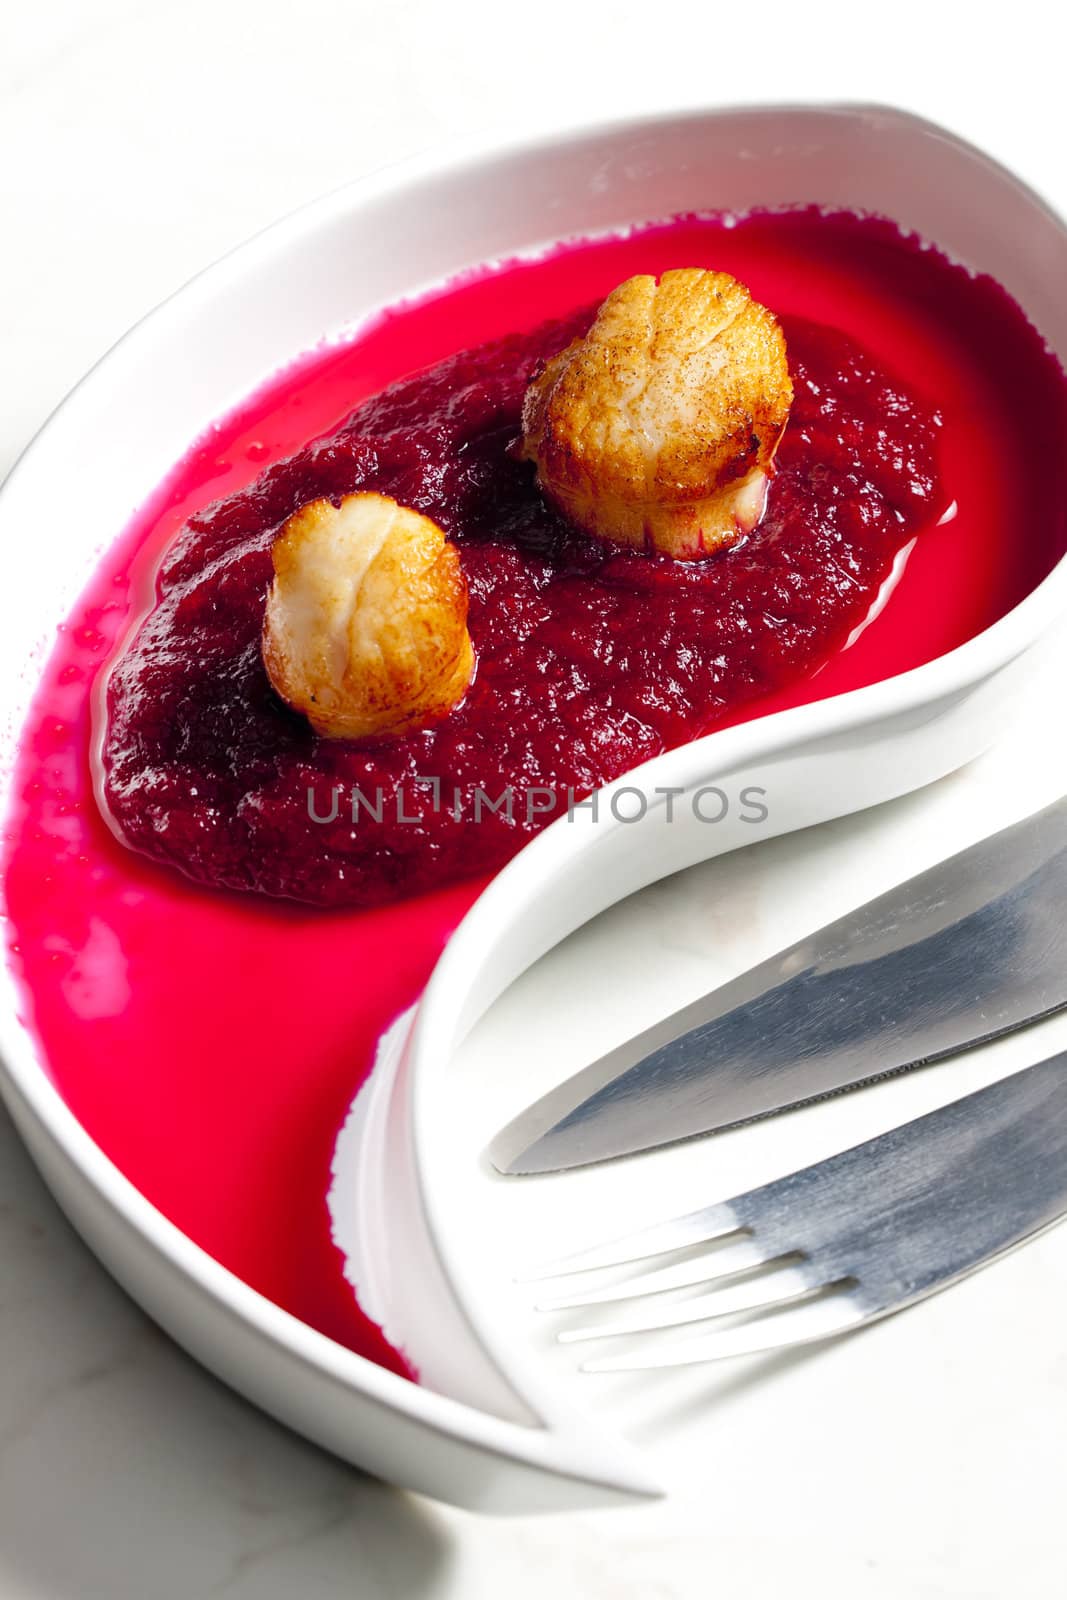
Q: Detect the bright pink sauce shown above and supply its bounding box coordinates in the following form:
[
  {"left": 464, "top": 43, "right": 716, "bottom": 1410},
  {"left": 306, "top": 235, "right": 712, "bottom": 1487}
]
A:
[{"left": 4, "top": 212, "right": 1066, "bottom": 1377}]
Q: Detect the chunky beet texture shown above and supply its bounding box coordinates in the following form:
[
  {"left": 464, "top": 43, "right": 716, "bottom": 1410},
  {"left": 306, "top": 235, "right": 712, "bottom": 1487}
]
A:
[{"left": 103, "top": 309, "right": 940, "bottom": 905}]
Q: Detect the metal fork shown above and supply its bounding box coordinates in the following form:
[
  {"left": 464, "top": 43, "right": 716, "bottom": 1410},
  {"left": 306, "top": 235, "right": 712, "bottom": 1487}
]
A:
[{"left": 525, "top": 1057, "right": 1067, "bottom": 1371}]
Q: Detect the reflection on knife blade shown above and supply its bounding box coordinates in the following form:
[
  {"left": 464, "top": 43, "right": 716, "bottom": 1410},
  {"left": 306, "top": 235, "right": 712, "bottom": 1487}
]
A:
[{"left": 490, "top": 798, "right": 1067, "bottom": 1175}]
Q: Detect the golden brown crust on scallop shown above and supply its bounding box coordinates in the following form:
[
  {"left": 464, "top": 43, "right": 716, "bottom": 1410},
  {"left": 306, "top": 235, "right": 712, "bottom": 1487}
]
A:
[
  {"left": 261, "top": 492, "right": 474, "bottom": 740},
  {"left": 520, "top": 269, "right": 793, "bottom": 559}
]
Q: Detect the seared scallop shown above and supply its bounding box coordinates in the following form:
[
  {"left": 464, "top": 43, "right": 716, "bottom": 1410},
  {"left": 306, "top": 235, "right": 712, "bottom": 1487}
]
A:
[
  {"left": 262, "top": 492, "right": 474, "bottom": 740},
  {"left": 519, "top": 268, "right": 793, "bottom": 559}
]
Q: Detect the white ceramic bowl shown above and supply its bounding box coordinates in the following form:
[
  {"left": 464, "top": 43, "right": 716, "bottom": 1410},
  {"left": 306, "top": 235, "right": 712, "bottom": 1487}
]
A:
[{"left": 2, "top": 104, "right": 1067, "bottom": 1514}]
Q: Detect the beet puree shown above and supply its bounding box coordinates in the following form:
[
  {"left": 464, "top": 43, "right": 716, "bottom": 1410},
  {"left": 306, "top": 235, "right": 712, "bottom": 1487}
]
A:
[
  {"left": 102, "top": 310, "right": 941, "bottom": 905},
  {"left": 5, "top": 209, "right": 1067, "bottom": 1380}
]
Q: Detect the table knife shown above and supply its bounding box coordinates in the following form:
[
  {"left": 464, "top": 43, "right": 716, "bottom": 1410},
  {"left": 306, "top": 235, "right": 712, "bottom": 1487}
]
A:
[{"left": 491, "top": 797, "right": 1067, "bottom": 1174}]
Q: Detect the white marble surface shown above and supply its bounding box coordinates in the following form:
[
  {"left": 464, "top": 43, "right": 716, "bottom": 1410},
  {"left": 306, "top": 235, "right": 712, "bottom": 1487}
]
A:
[{"left": 4, "top": 2, "right": 1067, "bottom": 1594}]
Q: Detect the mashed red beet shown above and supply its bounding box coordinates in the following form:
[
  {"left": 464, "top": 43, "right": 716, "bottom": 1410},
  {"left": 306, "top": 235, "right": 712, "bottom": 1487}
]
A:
[{"left": 102, "top": 308, "right": 940, "bottom": 905}]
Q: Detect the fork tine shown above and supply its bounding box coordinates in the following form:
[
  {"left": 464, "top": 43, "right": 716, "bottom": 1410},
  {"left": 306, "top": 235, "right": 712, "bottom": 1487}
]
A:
[
  {"left": 580, "top": 1284, "right": 866, "bottom": 1371},
  {"left": 520, "top": 1201, "right": 739, "bottom": 1282},
  {"left": 535, "top": 1234, "right": 783, "bottom": 1311},
  {"left": 557, "top": 1260, "right": 816, "bottom": 1342}
]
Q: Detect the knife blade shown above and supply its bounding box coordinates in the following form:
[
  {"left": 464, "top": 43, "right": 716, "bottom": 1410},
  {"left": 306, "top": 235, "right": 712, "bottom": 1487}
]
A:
[{"left": 490, "top": 797, "right": 1067, "bottom": 1174}]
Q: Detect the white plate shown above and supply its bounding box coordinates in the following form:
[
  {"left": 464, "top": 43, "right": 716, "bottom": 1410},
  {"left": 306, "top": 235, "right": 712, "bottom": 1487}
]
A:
[{"left": 2, "top": 104, "right": 1067, "bottom": 1513}]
